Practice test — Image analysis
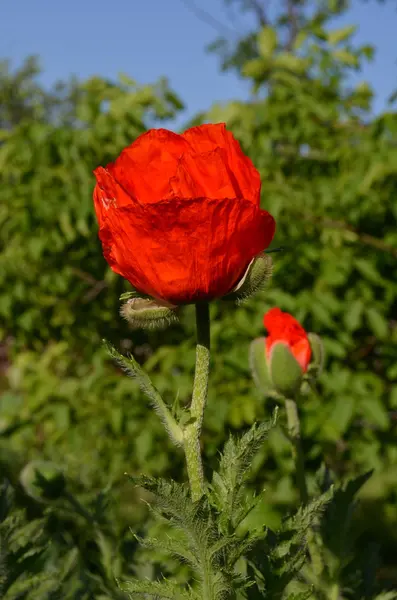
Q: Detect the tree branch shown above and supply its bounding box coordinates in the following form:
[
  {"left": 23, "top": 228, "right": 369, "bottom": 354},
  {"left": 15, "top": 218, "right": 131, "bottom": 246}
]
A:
[
  {"left": 179, "top": 0, "right": 237, "bottom": 36},
  {"left": 245, "top": 0, "right": 269, "bottom": 27},
  {"left": 285, "top": 0, "right": 299, "bottom": 50}
]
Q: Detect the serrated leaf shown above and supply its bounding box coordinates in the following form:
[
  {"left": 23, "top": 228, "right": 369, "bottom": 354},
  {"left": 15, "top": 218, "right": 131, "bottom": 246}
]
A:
[
  {"left": 119, "top": 577, "right": 191, "bottom": 599},
  {"left": 212, "top": 412, "right": 278, "bottom": 531}
]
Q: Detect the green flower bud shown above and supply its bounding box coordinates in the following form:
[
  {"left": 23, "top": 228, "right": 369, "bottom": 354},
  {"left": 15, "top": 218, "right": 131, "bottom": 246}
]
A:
[
  {"left": 20, "top": 461, "right": 66, "bottom": 503},
  {"left": 224, "top": 252, "right": 273, "bottom": 303},
  {"left": 120, "top": 298, "right": 179, "bottom": 330},
  {"left": 250, "top": 338, "right": 304, "bottom": 398}
]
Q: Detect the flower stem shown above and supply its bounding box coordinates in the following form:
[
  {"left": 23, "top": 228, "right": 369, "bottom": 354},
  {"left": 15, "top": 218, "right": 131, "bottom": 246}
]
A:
[
  {"left": 63, "top": 490, "right": 96, "bottom": 525},
  {"left": 285, "top": 398, "right": 308, "bottom": 505},
  {"left": 285, "top": 397, "right": 325, "bottom": 577},
  {"left": 183, "top": 302, "right": 211, "bottom": 502},
  {"left": 330, "top": 582, "right": 340, "bottom": 600}
]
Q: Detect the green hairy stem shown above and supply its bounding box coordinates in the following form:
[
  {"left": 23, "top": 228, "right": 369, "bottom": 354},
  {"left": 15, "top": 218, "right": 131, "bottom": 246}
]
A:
[
  {"left": 286, "top": 397, "right": 325, "bottom": 577},
  {"left": 285, "top": 398, "right": 308, "bottom": 505},
  {"left": 183, "top": 303, "right": 211, "bottom": 502}
]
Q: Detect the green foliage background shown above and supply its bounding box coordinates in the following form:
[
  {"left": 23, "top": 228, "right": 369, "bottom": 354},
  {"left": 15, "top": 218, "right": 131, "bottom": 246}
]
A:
[{"left": 1, "top": 0, "right": 397, "bottom": 595}]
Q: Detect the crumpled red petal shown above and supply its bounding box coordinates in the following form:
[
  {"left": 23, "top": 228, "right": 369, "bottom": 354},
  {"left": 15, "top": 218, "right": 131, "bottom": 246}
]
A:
[
  {"left": 106, "top": 123, "right": 261, "bottom": 205},
  {"left": 94, "top": 169, "right": 275, "bottom": 305},
  {"left": 109, "top": 129, "right": 191, "bottom": 204},
  {"left": 182, "top": 124, "right": 261, "bottom": 204}
]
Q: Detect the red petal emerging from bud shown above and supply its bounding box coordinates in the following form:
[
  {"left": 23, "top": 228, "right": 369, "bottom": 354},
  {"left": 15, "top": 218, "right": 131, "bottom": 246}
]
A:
[{"left": 264, "top": 308, "right": 311, "bottom": 372}]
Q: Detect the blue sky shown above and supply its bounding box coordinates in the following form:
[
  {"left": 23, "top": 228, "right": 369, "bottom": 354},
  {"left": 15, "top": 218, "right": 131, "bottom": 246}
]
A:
[{"left": 1, "top": 0, "right": 396, "bottom": 126}]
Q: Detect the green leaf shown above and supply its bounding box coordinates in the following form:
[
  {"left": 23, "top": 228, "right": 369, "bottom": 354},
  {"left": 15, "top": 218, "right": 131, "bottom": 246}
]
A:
[
  {"left": 360, "top": 396, "right": 389, "bottom": 430},
  {"left": 273, "top": 53, "right": 308, "bottom": 73},
  {"left": 293, "top": 31, "right": 308, "bottom": 50},
  {"left": 242, "top": 58, "right": 268, "bottom": 80},
  {"left": 366, "top": 307, "right": 388, "bottom": 339},
  {"left": 355, "top": 259, "right": 383, "bottom": 285},
  {"left": 327, "top": 25, "right": 356, "bottom": 45},
  {"left": 332, "top": 49, "right": 359, "bottom": 67},
  {"left": 258, "top": 26, "right": 278, "bottom": 58},
  {"left": 104, "top": 340, "right": 183, "bottom": 446},
  {"left": 390, "top": 386, "right": 397, "bottom": 408},
  {"left": 213, "top": 412, "right": 278, "bottom": 529},
  {"left": 325, "top": 395, "right": 356, "bottom": 439},
  {"left": 344, "top": 299, "right": 364, "bottom": 331}
]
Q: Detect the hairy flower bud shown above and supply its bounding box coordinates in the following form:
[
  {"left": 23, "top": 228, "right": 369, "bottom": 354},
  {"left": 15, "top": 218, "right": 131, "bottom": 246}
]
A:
[
  {"left": 120, "top": 297, "right": 179, "bottom": 330},
  {"left": 250, "top": 308, "right": 324, "bottom": 398},
  {"left": 250, "top": 338, "right": 304, "bottom": 397}
]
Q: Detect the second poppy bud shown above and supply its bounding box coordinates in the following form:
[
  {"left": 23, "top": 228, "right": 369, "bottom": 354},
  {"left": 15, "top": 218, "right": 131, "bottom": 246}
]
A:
[{"left": 250, "top": 308, "right": 323, "bottom": 398}]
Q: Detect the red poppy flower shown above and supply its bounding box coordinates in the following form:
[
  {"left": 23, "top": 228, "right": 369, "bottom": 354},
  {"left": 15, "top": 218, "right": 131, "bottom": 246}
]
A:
[
  {"left": 264, "top": 308, "right": 311, "bottom": 372},
  {"left": 93, "top": 123, "right": 275, "bottom": 305}
]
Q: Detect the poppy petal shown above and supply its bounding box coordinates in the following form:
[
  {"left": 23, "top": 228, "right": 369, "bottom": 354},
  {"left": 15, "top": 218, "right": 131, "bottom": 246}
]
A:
[
  {"left": 110, "top": 129, "right": 191, "bottom": 204},
  {"left": 182, "top": 123, "right": 261, "bottom": 205},
  {"left": 94, "top": 177, "right": 275, "bottom": 304},
  {"left": 264, "top": 308, "right": 311, "bottom": 372},
  {"left": 170, "top": 148, "right": 242, "bottom": 200},
  {"left": 292, "top": 337, "right": 312, "bottom": 372},
  {"left": 93, "top": 123, "right": 275, "bottom": 304}
]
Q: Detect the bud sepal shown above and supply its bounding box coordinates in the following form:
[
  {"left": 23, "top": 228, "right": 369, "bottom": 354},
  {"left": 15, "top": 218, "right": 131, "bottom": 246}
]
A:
[
  {"left": 268, "top": 341, "right": 304, "bottom": 397},
  {"left": 250, "top": 337, "right": 273, "bottom": 395},
  {"left": 224, "top": 252, "right": 273, "bottom": 303},
  {"left": 307, "top": 332, "right": 325, "bottom": 378}
]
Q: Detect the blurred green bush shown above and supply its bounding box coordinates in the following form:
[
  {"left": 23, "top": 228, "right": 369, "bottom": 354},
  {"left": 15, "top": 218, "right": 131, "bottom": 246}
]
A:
[{"left": 1, "top": 0, "right": 397, "bottom": 592}]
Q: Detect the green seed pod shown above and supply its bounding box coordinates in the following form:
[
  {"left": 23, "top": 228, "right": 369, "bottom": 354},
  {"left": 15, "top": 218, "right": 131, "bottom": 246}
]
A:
[
  {"left": 224, "top": 252, "right": 273, "bottom": 303},
  {"left": 120, "top": 298, "right": 179, "bottom": 330},
  {"left": 20, "top": 461, "right": 66, "bottom": 503}
]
